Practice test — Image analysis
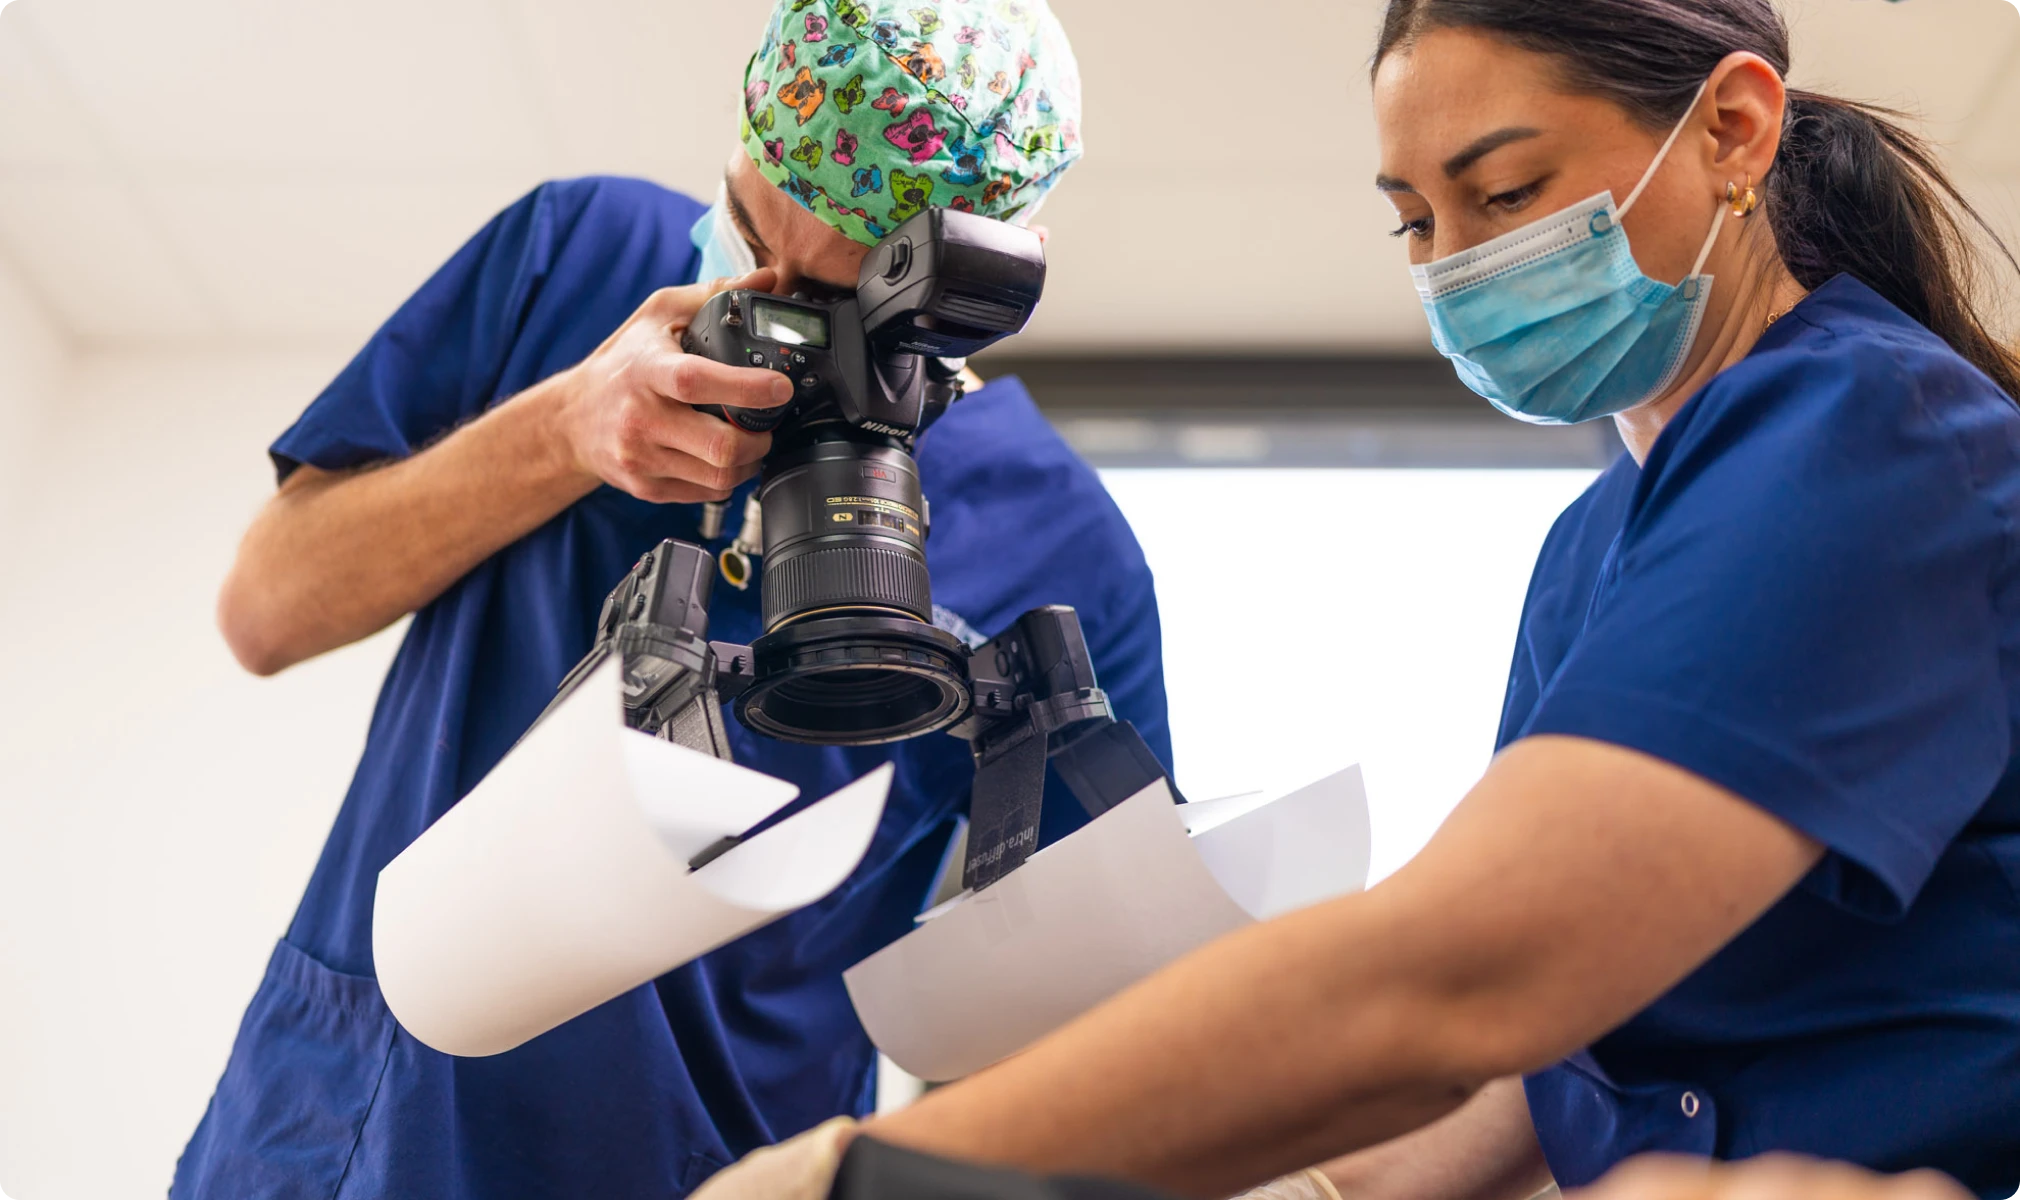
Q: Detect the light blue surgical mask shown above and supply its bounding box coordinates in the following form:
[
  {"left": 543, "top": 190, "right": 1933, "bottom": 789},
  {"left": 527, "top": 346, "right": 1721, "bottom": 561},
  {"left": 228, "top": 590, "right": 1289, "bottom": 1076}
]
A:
[
  {"left": 1410, "top": 81, "right": 1728, "bottom": 425},
  {"left": 690, "top": 182, "right": 758, "bottom": 285}
]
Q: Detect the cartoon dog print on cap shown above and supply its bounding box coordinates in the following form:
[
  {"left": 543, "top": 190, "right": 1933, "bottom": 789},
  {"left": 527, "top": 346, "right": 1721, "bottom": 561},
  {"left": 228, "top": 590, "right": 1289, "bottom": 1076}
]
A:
[{"left": 778, "top": 66, "right": 827, "bottom": 125}]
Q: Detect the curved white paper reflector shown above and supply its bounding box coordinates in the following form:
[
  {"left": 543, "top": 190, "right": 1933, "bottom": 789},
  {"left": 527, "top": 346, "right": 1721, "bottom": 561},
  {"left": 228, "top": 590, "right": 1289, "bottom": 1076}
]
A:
[
  {"left": 374, "top": 658, "right": 892, "bottom": 1057},
  {"left": 845, "top": 767, "right": 1369, "bottom": 1082}
]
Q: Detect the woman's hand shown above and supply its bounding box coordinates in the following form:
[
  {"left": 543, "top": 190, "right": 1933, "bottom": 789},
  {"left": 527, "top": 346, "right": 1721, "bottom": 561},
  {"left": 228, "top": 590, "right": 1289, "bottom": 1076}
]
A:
[
  {"left": 688, "top": 1117, "right": 857, "bottom": 1200},
  {"left": 1576, "top": 1155, "right": 1971, "bottom": 1200},
  {"left": 550, "top": 268, "right": 796, "bottom": 505}
]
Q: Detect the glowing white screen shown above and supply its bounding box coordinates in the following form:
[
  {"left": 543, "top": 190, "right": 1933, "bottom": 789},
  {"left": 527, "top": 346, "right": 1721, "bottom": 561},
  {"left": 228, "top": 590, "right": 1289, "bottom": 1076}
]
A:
[{"left": 1100, "top": 468, "right": 1600, "bottom": 884}]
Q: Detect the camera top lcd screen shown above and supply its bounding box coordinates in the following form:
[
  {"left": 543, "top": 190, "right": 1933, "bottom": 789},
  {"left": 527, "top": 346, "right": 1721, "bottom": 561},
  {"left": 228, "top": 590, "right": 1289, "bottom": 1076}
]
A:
[{"left": 752, "top": 298, "right": 830, "bottom": 349}]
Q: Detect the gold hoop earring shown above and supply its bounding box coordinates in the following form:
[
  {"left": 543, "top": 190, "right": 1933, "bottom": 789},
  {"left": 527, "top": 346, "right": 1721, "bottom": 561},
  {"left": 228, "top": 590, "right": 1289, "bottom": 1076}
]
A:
[{"left": 1728, "top": 175, "right": 1758, "bottom": 218}]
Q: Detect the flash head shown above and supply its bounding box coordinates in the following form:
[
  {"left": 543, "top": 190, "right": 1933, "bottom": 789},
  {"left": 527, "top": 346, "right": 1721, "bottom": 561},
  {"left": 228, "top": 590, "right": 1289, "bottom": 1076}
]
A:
[{"left": 855, "top": 207, "right": 1046, "bottom": 358}]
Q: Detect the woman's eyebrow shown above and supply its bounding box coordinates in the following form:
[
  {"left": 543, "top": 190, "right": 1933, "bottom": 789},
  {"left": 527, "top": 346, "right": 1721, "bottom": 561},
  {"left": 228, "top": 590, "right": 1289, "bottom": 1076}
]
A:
[
  {"left": 1441, "top": 126, "right": 1543, "bottom": 177},
  {"left": 1373, "top": 125, "right": 1544, "bottom": 193}
]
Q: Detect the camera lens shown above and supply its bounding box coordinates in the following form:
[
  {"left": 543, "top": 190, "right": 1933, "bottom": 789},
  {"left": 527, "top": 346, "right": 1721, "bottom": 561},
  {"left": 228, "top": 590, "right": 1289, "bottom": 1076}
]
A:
[
  {"left": 756, "top": 441, "right": 933, "bottom": 633},
  {"left": 735, "top": 438, "right": 971, "bottom": 745}
]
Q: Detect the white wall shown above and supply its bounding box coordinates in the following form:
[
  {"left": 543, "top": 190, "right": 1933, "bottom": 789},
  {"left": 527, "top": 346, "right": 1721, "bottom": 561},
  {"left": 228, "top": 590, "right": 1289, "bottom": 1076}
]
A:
[
  {"left": 1103, "top": 469, "right": 1597, "bottom": 884},
  {"left": 0, "top": 251, "right": 64, "bottom": 529},
  {"left": 0, "top": 348, "right": 401, "bottom": 1200}
]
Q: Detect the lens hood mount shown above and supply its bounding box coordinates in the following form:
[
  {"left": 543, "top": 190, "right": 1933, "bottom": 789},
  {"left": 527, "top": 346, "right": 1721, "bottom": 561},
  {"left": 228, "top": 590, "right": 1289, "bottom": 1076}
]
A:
[{"left": 732, "top": 613, "right": 972, "bottom": 746}]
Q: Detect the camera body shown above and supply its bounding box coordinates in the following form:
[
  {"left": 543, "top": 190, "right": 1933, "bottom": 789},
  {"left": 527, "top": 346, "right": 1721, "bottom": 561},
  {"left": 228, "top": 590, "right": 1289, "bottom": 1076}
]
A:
[
  {"left": 681, "top": 205, "right": 1048, "bottom": 439},
  {"left": 680, "top": 290, "right": 911, "bottom": 437}
]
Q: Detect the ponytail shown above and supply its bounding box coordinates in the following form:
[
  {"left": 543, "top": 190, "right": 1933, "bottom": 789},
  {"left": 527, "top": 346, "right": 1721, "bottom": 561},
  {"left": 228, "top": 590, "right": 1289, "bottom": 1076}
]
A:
[
  {"left": 1771, "top": 90, "right": 2020, "bottom": 400},
  {"left": 1375, "top": 0, "right": 2020, "bottom": 402}
]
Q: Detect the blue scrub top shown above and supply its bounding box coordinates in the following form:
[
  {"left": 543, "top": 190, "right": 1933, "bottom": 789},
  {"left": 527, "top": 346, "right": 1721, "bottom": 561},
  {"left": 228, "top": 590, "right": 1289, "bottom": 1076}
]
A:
[
  {"left": 170, "top": 177, "right": 1172, "bottom": 1200},
  {"left": 1506, "top": 276, "right": 2020, "bottom": 1197}
]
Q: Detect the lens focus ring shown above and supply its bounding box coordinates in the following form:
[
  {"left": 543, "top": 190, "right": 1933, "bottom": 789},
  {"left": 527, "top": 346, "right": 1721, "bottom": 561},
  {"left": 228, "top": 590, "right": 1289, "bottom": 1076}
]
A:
[{"left": 763, "top": 543, "right": 932, "bottom": 630}]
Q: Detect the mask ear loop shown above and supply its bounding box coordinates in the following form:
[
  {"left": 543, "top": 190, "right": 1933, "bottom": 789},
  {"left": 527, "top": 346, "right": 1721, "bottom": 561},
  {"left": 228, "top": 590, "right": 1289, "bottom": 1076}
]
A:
[
  {"left": 1677, "top": 198, "right": 1727, "bottom": 299},
  {"left": 1619, "top": 78, "right": 1712, "bottom": 220}
]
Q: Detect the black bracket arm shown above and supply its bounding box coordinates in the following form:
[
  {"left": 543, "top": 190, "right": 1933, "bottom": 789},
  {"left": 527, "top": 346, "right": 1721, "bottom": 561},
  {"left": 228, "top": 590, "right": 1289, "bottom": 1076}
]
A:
[
  {"left": 949, "top": 605, "right": 1179, "bottom": 892},
  {"left": 534, "top": 542, "right": 1181, "bottom": 887},
  {"left": 535, "top": 540, "right": 735, "bottom": 762}
]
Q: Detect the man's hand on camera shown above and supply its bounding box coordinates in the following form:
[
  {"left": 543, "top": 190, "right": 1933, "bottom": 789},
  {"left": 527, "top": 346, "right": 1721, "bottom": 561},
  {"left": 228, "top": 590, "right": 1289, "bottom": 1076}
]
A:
[{"left": 553, "top": 267, "right": 796, "bottom": 505}]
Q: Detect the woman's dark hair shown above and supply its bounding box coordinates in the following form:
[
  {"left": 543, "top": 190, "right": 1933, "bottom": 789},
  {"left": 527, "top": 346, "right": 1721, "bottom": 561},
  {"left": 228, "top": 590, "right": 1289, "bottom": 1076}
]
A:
[{"left": 1374, "top": 0, "right": 2020, "bottom": 401}]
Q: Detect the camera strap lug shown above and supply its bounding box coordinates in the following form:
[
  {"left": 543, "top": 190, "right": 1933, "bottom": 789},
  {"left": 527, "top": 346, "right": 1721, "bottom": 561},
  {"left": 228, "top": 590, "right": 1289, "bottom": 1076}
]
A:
[{"left": 717, "top": 491, "right": 765, "bottom": 590}]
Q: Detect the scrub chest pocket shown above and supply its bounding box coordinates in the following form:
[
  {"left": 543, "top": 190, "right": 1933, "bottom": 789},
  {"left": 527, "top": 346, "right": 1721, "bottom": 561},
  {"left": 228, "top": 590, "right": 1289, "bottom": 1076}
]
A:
[{"left": 173, "top": 940, "right": 397, "bottom": 1198}]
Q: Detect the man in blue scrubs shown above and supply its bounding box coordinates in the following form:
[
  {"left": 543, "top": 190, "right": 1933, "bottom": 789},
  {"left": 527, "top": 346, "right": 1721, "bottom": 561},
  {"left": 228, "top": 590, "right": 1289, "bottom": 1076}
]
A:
[{"left": 172, "top": 3, "right": 1165, "bottom": 1197}]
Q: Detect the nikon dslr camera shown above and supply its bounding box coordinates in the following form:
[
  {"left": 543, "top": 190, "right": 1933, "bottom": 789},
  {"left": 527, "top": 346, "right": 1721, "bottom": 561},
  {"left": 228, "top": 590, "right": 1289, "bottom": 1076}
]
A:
[
  {"left": 547, "top": 207, "right": 1177, "bottom": 890},
  {"left": 675, "top": 206, "right": 1046, "bottom": 745}
]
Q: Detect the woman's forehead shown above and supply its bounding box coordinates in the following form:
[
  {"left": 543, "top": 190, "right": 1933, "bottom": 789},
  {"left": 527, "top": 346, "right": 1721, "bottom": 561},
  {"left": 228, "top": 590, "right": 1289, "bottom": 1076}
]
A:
[
  {"left": 1372, "top": 31, "right": 1625, "bottom": 170},
  {"left": 1374, "top": 28, "right": 1567, "bottom": 116}
]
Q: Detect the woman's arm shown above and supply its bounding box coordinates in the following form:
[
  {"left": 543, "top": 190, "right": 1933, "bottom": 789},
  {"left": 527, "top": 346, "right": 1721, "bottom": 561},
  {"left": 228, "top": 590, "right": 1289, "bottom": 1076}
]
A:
[{"left": 864, "top": 734, "right": 1822, "bottom": 1196}]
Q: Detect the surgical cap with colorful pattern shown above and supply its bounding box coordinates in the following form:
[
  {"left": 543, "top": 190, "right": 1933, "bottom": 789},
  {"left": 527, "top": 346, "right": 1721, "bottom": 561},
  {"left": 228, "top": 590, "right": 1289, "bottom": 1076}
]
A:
[{"left": 738, "top": 0, "right": 1083, "bottom": 245}]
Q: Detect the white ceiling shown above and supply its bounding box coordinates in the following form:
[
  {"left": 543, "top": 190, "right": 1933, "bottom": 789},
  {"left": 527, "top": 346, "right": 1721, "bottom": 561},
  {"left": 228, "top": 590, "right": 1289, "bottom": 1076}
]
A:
[{"left": 0, "top": 0, "right": 2015, "bottom": 353}]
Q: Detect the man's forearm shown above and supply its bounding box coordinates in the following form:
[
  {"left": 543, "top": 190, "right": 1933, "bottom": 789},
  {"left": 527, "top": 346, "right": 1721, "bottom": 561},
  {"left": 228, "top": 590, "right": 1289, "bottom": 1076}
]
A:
[
  {"left": 217, "top": 372, "right": 596, "bottom": 675},
  {"left": 218, "top": 273, "right": 793, "bottom": 676}
]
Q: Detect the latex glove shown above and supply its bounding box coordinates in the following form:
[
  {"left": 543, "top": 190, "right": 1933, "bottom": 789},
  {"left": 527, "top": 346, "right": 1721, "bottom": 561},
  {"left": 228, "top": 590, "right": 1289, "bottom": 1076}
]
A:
[
  {"left": 1573, "top": 1155, "right": 1971, "bottom": 1200},
  {"left": 689, "top": 1116, "right": 858, "bottom": 1200},
  {"left": 1233, "top": 1168, "right": 1346, "bottom": 1200}
]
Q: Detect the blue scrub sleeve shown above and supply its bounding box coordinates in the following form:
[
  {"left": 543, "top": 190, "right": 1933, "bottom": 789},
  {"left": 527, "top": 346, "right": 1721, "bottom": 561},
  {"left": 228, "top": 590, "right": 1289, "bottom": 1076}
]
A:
[
  {"left": 1084, "top": 560, "right": 1174, "bottom": 777},
  {"left": 268, "top": 185, "right": 559, "bottom": 481},
  {"left": 1519, "top": 330, "right": 2015, "bottom": 918}
]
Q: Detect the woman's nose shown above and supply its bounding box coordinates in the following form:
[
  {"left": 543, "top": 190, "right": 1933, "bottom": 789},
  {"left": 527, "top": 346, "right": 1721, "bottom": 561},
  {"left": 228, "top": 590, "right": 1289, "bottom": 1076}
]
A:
[{"left": 1429, "top": 224, "right": 1485, "bottom": 264}]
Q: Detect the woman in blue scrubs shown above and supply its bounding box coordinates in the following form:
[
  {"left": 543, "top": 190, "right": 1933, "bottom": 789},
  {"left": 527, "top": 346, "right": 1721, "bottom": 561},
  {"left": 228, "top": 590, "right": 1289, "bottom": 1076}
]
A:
[{"left": 692, "top": 1, "right": 2020, "bottom": 1197}]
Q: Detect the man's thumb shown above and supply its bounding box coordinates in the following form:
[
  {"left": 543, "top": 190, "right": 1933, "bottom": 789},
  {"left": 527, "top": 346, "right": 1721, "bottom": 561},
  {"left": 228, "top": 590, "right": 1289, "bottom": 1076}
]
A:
[{"left": 698, "top": 266, "right": 777, "bottom": 301}]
